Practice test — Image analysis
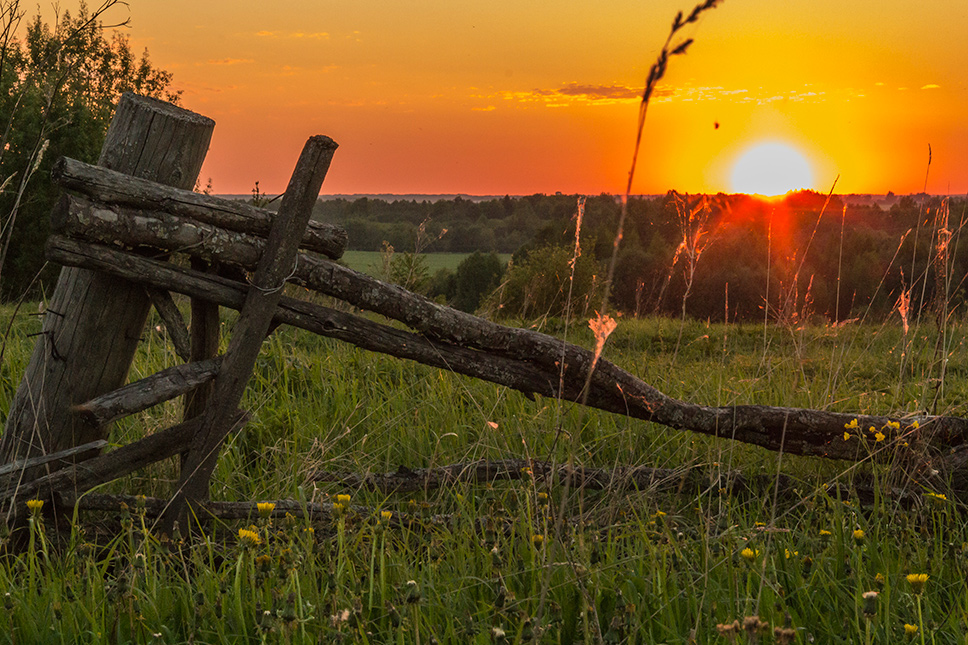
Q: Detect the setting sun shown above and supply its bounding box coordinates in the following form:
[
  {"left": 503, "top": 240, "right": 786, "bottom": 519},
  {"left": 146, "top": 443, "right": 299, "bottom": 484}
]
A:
[{"left": 729, "top": 142, "right": 815, "bottom": 197}]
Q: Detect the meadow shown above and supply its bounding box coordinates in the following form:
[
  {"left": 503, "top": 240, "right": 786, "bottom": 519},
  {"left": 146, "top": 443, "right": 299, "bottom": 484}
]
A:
[
  {"left": 340, "top": 250, "right": 513, "bottom": 278},
  {"left": 2, "top": 301, "right": 967, "bottom": 644}
]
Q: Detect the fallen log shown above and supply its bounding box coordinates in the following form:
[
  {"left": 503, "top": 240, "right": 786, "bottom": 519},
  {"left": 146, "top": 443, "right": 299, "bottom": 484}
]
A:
[
  {"left": 0, "top": 440, "right": 108, "bottom": 481},
  {"left": 1, "top": 411, "right": 248, "bottom": 522},
  {"left": 45, "top": 234, "right": 968, "bottom": 488},
  {"left": 52, "top": 156, "right": 347, "bottom": 260}
]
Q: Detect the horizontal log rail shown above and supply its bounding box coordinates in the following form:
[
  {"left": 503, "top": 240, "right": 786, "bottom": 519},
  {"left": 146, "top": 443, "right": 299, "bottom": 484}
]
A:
[
  {"left": 52, "top": 156, "right": 347, "bottom": 260},
  {"left": 45, "top": 235, "right": 968, "bottom": 478}
]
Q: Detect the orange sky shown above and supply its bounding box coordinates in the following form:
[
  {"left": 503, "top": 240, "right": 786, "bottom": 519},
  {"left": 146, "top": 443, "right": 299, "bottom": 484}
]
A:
[{"left": 46, "top": 1, "right": 968, "bottom": 196}]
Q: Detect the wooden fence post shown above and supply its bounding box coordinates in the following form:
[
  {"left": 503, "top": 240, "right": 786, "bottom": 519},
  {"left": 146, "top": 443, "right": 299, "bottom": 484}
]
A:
[{"left": 0, "top": 94, "right": 214, "bottom": 482}]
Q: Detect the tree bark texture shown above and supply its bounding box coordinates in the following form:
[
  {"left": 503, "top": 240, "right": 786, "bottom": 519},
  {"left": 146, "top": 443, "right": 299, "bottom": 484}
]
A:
[
  {"left": 52, "top": 156, "right": 347, "bottom": 260},
  {"left": 0, "top": 94, "right": 214, "bottom": 481},
  {"left": 72, "top": 357, "right": 222, "bottom": 427},
  {"left": 45, "top": 235, "right": 968, "bottom": 490}
]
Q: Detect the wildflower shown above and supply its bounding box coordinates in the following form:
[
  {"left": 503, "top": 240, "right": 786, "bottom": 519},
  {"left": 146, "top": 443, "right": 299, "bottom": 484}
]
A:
[
  {"left": 904, "top": 623, "right": 918, "bottom": 635},
  {"left": 906, "top": 573, "right": 928, "bottom": 594},
  {"left": 844, "top": 431, "right": 851, "bottom": 441},
  {"left": 925, "top": 491, "right": 947, "bottom": 503},
  {"left": 774, "top": 626, "right": 796, "bottom": 644},
  {"left": 26, "top": 499, "right": 43, "bottom": 515},
  {"left": 238, "top": 528, "right": 261, "bottom": 547},
  {"left": 875, "top": 572, "right": 885, "bottom": 588},
  {"left": 655, "top": 510, "right": 667, "bottom": 518},
  {"left": 532, "top": 534, "right": 544, "bottom": 547},
  {"left": 716, "top": 620, "right": 740, "bottom": 642},
  {"left": 742, "top": 616, "right": 768, "bottom": 638},
  {"left": 740, "top": 547, "right": 759, "bottom": 563},
  {"left": 537, "top": 492, "right": 549, "bottom": 502},
  {"left": 257, "top": 502, "right": 276, "bottom": 518},
  {"left": 853, "top": 529, "right": 865, "bottom": 544},
  {"left": 887, "top": 420, "right": 901, "bottom": 430},
  {"left": 332, "top": 502, "right": 345, "bottom": 517},
  {"left": 862, "top": 590, "right": 878, "bottom": 617},
  {"left": 845, "top": 419, "right": 859, "bottom": 429},
  {"left": 380, "top": 510, "right": 393, "bottom": 523},
  {"left": 875, "top": 431, "right": 886, "bottom": 442},
  {"left": 910, "top": 420, "right": 920, "bottom": 430},
  {"left": 869, "top": 425, "right": 877, "bottom": 433},
  {"left": 335, "top": 494, "right": 351, "bottom": 505},
  {"left": 820, "top": 529, "right": 832, "bottom": 537},
  {"left": 784, "top": 549, "right": 798, "bottom": 559}
]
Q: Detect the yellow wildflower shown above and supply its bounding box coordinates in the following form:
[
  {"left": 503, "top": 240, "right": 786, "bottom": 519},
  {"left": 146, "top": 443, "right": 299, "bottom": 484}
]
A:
[
  {"left": 906, "top": 573, "right": 928, "bottom": 594},
  {"left": 820, "top": 529, "right": 832, "bottom": 537},
  {"left": 257, "top": 502, "right": 276, "bottom": 518},
  {"left": 904, "top": 624, "right": 918, "bottom": 635},
  {"left": 25, "top": 499, "right": 44, "bottom": 514},
  {"left": 911, "top": 420, "right": 920, "bottom": 429},
  {"left": 380, "top": 510, "right": 393, "bottom": 522},
  {"left": 336, "top": 494, "right": 351, "bottom": 505},
  {"left": 844, "top": 419, "right": 859, "bottom": 429},
  {"left": 784, "top": 549, "right": 798, "bottom": 559},
  {"left": 740, "top": 547, "right": 759, "bottom": 563},
  {"left": 531, "top": 534, "right": 544, "bottom": 547},
  {"left": 874, "top": 432, "right": 886, "bottom": 442},
  {"left": 844, "top": 431, "right": 851, "bottom": 441},
  {"left": 238, "top": 528, "right": 261, "bottom": 547},
  {"left": 853, "top": 529, "right": 866, "bottom": 544},
  {"left": 887, "top": 420, "right": 900, "bottom": 430}
]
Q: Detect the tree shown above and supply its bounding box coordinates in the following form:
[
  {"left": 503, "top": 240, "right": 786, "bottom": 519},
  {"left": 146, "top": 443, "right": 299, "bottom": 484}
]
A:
[
  {"left": 452, "top": 251, "right": 505, "bottom": 313},
  {"left": 0, "top": 1, "right": 179, "bottom": 300}
]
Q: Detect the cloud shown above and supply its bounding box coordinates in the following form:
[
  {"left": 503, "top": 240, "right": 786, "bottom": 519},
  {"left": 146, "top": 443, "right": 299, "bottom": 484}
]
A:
[
  {"left": 205, "top": 58, "right": 254, "bottom": 66},
  {"left": 472, "top": 105, "right": 496, "bottom": 112},
  {"left": 256, "top": 30, "right": 329, "bottom": 40},
  {"left": 921, "top": 83, "right": 941, "bottom": 90},
  {"left": 556, "top": 82, "right": 639, "bottom": 100}
]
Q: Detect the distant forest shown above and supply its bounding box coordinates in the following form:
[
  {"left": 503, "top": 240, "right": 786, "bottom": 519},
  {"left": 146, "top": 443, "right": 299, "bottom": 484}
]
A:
[{"left": 311, "top": 192, "right": 968, "bottom": 323}]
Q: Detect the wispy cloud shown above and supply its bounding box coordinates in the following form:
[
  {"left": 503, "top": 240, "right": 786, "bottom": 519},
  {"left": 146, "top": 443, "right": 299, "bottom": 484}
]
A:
[
  {"left": 204, "top": 58, "right": 254, "bottom": 66},
  {"left": 921, "top": 83, "right": 941, "bottom": 90},
  {"left": 556, "top": 82, "right": 639, "bottom": 100},
  {"left": 256, "top": 30, "right": 329, "bottom": 40}
]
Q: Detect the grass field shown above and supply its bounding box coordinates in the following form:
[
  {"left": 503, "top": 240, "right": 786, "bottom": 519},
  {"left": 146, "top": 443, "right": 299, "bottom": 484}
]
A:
[
  {"left": 2, "top": 302, "right": 967, "bottom": 643},
  {"left": 340, "top": 250, "right": 513, "bottom": 277}
]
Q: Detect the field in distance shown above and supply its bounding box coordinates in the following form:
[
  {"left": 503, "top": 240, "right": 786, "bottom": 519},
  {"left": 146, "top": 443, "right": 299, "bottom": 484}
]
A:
[{"left": 340, "top": 250, "right": 512, "bottom": 277}]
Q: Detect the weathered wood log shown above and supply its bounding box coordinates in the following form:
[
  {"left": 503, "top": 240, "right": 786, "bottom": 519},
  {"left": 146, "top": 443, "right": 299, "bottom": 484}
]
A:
[
  {"left": 1, "top": 411, "right": 248, "bottom": 521},
  {"left": 0, "top": 440, "right": 107, "bottom": 480},
  {"left": 147, "top": 288, "right": 192, "bottom": 361},
  {"left": 62, "top": 493, "right": 339, "bottom": 522},
  {"left": 169, "top": 135, "right": 339, "bottom": 526},
  {"left": 45, "top": 234, "right": 968, "bottom": 485},
  {"left": 183, "top": 258, "right": 220, "bottom": 436},
  {"left": 52, "top": 156, "right": 347, "bottom": 260},
  {"left": 72, "top": 357, "right": 222, "bottom": 427},
  {"left": 0, "top": 94, "right": 214, "bottom": 482}
]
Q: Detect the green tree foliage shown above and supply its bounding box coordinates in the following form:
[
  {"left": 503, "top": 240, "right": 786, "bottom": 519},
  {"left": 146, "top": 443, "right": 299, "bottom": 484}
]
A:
[
  {"left": 0, "top": 1, "right": 178, "bottom": 300},
  {"left": 452, "top": 251, "right": 505, "bottom": 313},
  {"left": 487, "top": 245, "right": 603, "bottom": 321}
]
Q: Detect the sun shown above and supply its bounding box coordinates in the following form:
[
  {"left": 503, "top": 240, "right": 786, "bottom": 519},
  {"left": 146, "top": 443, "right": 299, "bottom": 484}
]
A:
[{"left": 730, "top": 141, "right": 814, "bottom": 197}]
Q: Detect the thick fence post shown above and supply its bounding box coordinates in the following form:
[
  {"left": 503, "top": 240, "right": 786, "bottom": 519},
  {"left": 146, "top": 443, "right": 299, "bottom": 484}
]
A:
[{"left": 0, "top": 94, "right": 214, "bottom": 481}]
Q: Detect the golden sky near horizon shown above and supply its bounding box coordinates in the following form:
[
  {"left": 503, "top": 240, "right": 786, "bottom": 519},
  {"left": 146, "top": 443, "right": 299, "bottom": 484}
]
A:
[{"left": 43, "top": 1, "right": 968, "bottom": 196}]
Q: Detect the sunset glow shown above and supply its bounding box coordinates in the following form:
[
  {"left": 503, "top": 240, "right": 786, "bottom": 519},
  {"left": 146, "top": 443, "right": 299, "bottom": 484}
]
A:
[
  {"left": 730, "top": 142, "right": 814, "bottom": 197},
  {"left": 28, "top": 1, "right": 968, "bottom": 196}
]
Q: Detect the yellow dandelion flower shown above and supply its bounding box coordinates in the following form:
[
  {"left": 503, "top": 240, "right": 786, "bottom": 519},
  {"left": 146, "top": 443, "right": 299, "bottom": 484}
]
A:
[
  {"left": 784, "top": 549, "right": 798, "bottom": 559},
  {"left": 844, "top": 431, "right": 851, "bottom": 441},
  {"left": 904, "top": 623, "right": 918, "bottom": 635},
  {"left": 869, "top": 425, "right": 877, "bottom": 433},
  {"left": 906, "top": 573, "right": 928, "bottom": 594},
  {"left": 381, "top": 510, "right": 393, "bottom": 522},
  {"left": 332, "top": 502, "right": 345, "bottom": 516},
  {"left": 874, "top": 432, "right": 886, "bottom": 442},
  {"left": 845, "top": 419, "right": 859, "bottom": 429},
  {"left": 25, "top": 499, "right": 44, "bottom": 513},
  {"left": 336, "top": 494, "right": 351, "bottom": 505},
  {"left": 911, "top": 420, "right": 920, "bottom": 429},
  {"left": 537, "top": 492, "right": 549, "bottom": 502},
  {"left": 257, "top": 502, "right": 276, "bottom": 518},
  {"left": 887, "top": 420, "right": 900, "bottom": 430},
  {"left": 238, "top": 528, "right": 261, "bottom": 547},
  {"left": 820, "top": 529, "right": 832, "bottom": 537},
  {"left": 853, "top": 529, "right": 866, "bottom": 544},
  {"left": 532, "top": 534, "right": 544, "bottom": 547},
  {"left": 740, "top": 547, "right": 759, "bottom": 562},
  {"left": 875, "top": 572, "right": 885, "bottom": 587}
]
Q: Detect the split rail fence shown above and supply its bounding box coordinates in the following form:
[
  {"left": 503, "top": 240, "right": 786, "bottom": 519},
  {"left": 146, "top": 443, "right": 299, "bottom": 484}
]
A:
[{"left": 2, "top": 94, "right": 967, "bottom": 533}]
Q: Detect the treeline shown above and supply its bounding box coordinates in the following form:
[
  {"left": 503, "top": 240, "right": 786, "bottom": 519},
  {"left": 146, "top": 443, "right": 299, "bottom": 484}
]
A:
[{"left": 317, "top": 192, "right": 968, "bottom": 323}]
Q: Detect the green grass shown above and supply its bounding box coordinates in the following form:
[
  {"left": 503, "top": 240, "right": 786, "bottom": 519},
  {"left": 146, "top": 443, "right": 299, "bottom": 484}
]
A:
[
  {"left": 2, "top": 303, "right": 968, "bottom": 643},
  {"left": 340, "top": 250, "right": 512, "bottom": 277}
]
